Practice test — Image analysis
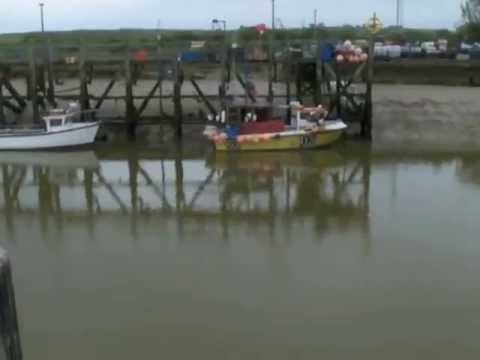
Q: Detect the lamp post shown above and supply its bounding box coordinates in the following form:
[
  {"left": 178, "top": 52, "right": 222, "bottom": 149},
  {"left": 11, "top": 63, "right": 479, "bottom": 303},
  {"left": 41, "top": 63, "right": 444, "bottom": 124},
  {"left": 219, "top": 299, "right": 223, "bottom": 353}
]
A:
[
  {"left": 212, "top": 19, "right": 226, "bottom": 32},
  {"left": 39, "top": 3, "right": 45, "bottom": 33}
]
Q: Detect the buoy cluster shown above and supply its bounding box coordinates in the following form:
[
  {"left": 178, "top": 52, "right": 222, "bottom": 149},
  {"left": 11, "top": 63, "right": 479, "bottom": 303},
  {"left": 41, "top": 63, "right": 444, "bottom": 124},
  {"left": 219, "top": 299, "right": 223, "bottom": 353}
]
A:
[{"left": 335, "top": 40, "right": 369, "bottom": 64}]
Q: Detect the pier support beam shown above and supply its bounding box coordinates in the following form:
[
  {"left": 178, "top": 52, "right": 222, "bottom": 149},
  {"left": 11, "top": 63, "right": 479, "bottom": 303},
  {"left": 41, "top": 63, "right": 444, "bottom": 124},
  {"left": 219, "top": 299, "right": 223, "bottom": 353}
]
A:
[
  {"left": 3, "top": 78, "right": 27, "bottom": 111},
  {"left": 191, "top": 78, "right": 217, "bottom": 116},
  {"left": 95, "top": 78, "right": 116, "bottom": 110},
  {"left": 138, "top": 81, "right": 160, "bottom": 117}
]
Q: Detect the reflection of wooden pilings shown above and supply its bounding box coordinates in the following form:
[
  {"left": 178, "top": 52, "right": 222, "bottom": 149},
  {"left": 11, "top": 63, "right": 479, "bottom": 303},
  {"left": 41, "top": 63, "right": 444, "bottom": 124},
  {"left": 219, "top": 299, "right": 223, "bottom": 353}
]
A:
[
  {"left": 174, "top": 149, "right": 185, "bottom": 239},
  {"left": 1, "top": 165, "right": 14, "bottom": 236},
  {"left": 128, "top": 155, "right": 139, "bottom": 239},
  {"left": 38, "top": 168, "right": 52, "bottom": 236},
  {"left": 95, "top": 170, "right": 128, "bottom": 213},
  {"left": 0, "top": 249, "right": 23, "bottom": 360},
  {"left": 84, "top": 169, "right": 95, "bottom": 236}
]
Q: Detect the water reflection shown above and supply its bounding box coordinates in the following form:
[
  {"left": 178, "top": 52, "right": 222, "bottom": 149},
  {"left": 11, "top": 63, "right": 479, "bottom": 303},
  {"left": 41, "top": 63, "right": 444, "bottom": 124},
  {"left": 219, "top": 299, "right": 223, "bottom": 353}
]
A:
[{"left": 0, "top": 149, "right": 372, "bottom": 248}]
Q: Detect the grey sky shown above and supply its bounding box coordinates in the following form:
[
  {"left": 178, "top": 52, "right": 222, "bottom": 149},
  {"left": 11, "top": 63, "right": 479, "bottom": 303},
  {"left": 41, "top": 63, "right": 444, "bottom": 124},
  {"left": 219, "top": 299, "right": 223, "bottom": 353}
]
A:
[{"left": 0, "top": 0, "right": 464, "bottom": 34}]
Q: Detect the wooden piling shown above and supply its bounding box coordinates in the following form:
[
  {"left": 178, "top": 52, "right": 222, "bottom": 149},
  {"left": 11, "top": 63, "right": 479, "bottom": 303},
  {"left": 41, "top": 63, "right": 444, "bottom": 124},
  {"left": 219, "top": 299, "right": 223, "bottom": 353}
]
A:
[
  {"left": 0, "top": 248, "right": 23, "bottom": 360},
  {"left": 314, "top": 42, "right": 323, "bottom": 106},
  {"left": 362, "top": 39, "right": 374, "bottom": 140},
  {"left": 46, "top": 41, "right": 56, "bottom": 107},
  {"left": 125, "top": 50, "right": 137, "bottom": 138},
  {"left": 28, "top": 46, "right": 40, "bottom": 122},
  {"left": 285, "top": 53, "right": 292, "bottom": 124},
  {"left": 156, "top": 44, "right": 166, "bottom": 118},
  {"left": 268, "top": 32, "right": 274, "bottom": 103},
  {"left": 173, "top": 57, "right": 183, "bottom": 139},
  {"left": 79, "top": 45, "right": 91, "bottom": 112},
  {"left": 219, "top": 44, "right": 228, "bottom": 113},
  {"left": 0, "top": 76, "right": 5, "bottom": 124},
  {"left": 295, "top": 62, "right": 303, "bottom": 104}
]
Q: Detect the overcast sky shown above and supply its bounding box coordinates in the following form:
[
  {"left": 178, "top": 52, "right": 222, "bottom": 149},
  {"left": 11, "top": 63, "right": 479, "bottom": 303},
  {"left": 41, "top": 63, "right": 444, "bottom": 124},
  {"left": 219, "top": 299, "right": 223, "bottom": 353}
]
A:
[{"left": 0, "top": 0, "right": 465, "bottom": 34}]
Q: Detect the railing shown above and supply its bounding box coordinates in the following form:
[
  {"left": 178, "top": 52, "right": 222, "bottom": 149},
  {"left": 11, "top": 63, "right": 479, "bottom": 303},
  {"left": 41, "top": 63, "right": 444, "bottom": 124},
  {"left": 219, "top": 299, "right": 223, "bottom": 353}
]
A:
[
  {"left": 0, "top": 40, "right": 320, "bottom": 64},
  {"left": 0, "top": 249, "right": 22, "bottom": 360}
]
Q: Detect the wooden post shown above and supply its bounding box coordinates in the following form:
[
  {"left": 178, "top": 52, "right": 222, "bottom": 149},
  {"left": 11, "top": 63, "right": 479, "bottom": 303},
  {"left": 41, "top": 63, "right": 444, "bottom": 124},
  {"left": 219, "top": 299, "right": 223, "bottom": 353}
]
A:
[
  {"left": 268, "top": 40, "right": 274, "bottom": 103},
  {"left": 28, "top": 46, "right": 40, "bottom": 123},
  {"left": 79, "top": 44, "right": 90, "bottom": 112},
  {"left": 285, "top": 52, "right": 292, "bottom": 124},
  {"left": 0, "top": 248, "right": 23, "bottom": 360},
  {"left": 335, "top": 62, "right": 342, "bottom": 118},
  {"left": 156, "top": 44, "right": 166, "bottom": 119},
  {"left": 315, "top": 41, "right": 323, "bottom": 106},
  {"left": 173, "top": 57, "right": 183, "bottom": 139},
  {"left": 219, "top": 43, "right": 228, "bottom": 113},
  {"left": 0, "top": 76, "right": 5, "bottom": 125},
  {"left": 295, "top": 62, "right": 303, "bottom": 104},
  {"left": 125, "top": 48, "right": 137, "bottom": 138},
  {"left": 46, "top": 41, "right": 56, "bottom": 107},
  {"left": 362, "top": 38, "right": 374, "bottom": 140}
]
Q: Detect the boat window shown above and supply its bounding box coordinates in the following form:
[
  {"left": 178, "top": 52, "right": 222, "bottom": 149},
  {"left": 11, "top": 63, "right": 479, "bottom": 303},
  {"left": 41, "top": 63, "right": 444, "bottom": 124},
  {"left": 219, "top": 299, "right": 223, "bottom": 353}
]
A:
[{"left": 49, "top": 118, "right": 63, "bottom": 127}]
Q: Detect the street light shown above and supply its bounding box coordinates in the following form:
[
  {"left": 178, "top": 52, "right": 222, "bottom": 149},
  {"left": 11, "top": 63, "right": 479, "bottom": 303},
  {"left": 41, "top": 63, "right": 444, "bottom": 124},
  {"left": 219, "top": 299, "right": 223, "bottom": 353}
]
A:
[
  {"left": 212, "top": 19, "right": 226, "bottom": 32},
  {"left": 39, "top": 3, "right": 45, "bottom": 33}
]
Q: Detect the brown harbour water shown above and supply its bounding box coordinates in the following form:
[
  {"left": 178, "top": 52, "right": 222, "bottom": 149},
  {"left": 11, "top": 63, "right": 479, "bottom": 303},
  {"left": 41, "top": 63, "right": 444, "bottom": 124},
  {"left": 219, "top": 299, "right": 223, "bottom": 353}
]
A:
[{"left": 1, "top": 139, "right": 480, "bottom": 359}]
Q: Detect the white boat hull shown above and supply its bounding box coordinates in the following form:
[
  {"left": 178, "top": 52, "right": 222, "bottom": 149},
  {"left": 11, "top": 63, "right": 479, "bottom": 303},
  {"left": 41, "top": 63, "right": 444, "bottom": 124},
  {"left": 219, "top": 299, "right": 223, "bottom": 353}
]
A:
[{"left": 0, "top": 123, "right": 100, "bottom": 150}]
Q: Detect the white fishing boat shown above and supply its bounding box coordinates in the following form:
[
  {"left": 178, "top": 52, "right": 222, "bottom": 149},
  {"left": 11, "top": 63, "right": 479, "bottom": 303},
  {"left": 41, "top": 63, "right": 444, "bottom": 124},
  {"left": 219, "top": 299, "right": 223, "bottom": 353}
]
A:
[{"left": 0, "top": 103, "right": 101, "bottom": 150}]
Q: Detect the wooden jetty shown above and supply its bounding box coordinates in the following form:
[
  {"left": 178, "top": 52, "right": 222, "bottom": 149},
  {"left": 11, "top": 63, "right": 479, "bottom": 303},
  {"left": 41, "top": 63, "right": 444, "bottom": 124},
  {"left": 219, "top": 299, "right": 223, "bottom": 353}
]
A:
[
  {"left": 0, "top": 248, "right": 22, "bottom": 360},
  {"left": 0, "top": 39, "right": 375, "bottom": 140}
]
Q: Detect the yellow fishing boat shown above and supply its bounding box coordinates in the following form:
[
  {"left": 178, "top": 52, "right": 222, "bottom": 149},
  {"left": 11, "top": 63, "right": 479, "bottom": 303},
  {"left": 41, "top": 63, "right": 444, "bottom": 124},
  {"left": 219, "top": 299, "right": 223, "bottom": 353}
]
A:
[{"left": 204, "top": 103, "right": 347, "bottom": 152}]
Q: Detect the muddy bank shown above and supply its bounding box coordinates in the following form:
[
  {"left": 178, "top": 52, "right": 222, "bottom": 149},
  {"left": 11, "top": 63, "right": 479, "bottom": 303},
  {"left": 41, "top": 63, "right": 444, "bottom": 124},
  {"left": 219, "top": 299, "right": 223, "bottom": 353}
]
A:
[{"left": 373, "top": 84, "right": 480, "bottom": 147}]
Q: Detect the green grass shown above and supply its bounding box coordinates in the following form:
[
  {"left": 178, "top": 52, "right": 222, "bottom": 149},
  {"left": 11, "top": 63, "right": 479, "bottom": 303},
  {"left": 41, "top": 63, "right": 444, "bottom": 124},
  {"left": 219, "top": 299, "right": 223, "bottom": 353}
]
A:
[{"left": 0, "top": 26, "right": 462, "bottom": 48}]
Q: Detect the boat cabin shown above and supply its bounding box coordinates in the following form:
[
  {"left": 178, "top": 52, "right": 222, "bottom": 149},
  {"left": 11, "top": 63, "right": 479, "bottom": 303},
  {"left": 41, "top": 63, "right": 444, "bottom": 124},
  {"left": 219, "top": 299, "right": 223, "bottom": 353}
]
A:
[{"left": 42, "top": 114, "right": 75, "bottom": 132}]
